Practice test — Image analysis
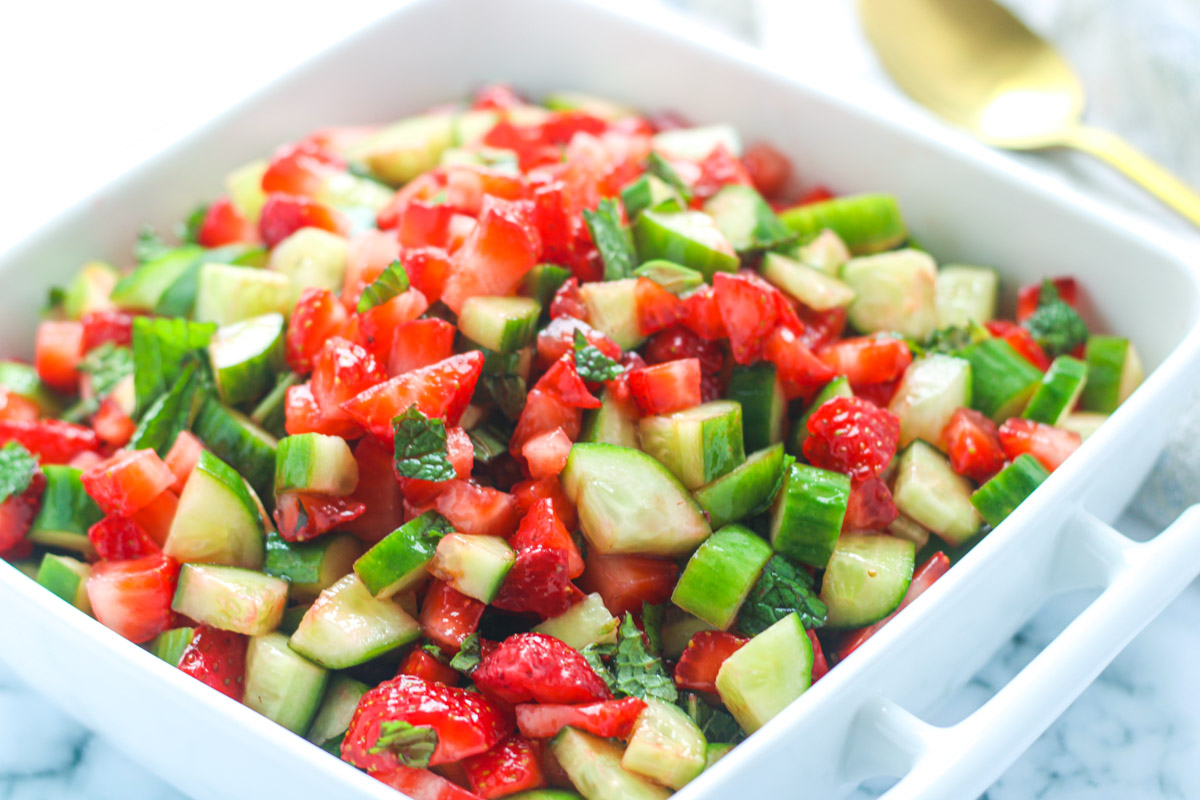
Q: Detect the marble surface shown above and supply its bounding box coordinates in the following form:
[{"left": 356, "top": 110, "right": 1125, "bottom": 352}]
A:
[{"left": 2, "top": 1, "right": 1199, "bottom": 799}]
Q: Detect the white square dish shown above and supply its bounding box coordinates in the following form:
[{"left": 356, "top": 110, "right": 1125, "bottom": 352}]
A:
[{"left": 2, "top": 1, "right": 1200, "bottom": 799}]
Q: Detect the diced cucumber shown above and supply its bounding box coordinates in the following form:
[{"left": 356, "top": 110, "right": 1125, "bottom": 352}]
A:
[
  {"left": 935, "top": 265, "right": 998, "bottom": 327},
  {"left": 521, "top": 263, "right": 572, "bottom": 309},
  {"left": 306, "top": 673, "right": 369, "bottom": 747},
  {"left": 549, "top": 727, "right": 672, "bottom": 800},
  {"left": 545, "top": 91, "right": 637, "bottom": 120},
  {"left": 263, "top": 532, "right": 364, "bottom": 602},
  {"left": 316, "top": 172, "right": 395, "bottom": 212},
  {"left": 726, "top": 364, "right": 786, "bottom": 453},
  {"left": 579, "top": 278, "right": 644, "bottom": 351},
  {"left": 209, "top": 313, "right": 286, "bottom": 407},
  {"left": 458, "top": 296, "right": 541, "bottom": 353},
  {"left": 672, "top": 524, "right": 773, "bottom": 630},
  {"left": 693, "top": 444, "right": 787, "bottom": 530},
  {"left": 892, "top": 440, "right": 982, "bottom": 546},
  {"left": 1061, "top": 411, "right": 1108, "bottom": 441},
  {"left": 887, "top": 513, "right": 931, "bottom": 549},
  {"left": 251, "top": 372, "right": 302, "bottom": 439},
  {"left": 761, "top": 252, "right": 855, "bottom": 311},
  {"left": 354, "top": 511, "right": 453, "bottom": 597},
  {"left": 820, "top": 535, "right": 915, "bottom": 629},
  {"left": 1081, "top": 336, "right": 1144, "bottom": 413},
  {"left": 453, "top": 109, "right": 503, "bottom": 145},
  {"left": 768, "top": 462, "right": 850, "bottom": 569},
  {"left": 288, "top": 573, "right": 421, "bottom": 669},
  {"left": 0, "top": 361, "right": 65, "bottom": 416},
  {"left": 581, "top": 387, "right": 641, "bottom": 449},
  {"left": 110, "top": 246, "right": 205, "bottom": 311},
  {"left": 963, "top": 339, "right": 1043, "bottom": 422},
  {"left": 788, "top": 375, "right": 853, "bottom": 457},
  {"left": 171, "top": 563, "right": 288, "bottom": 636},
  {"left": 1023, "top": 356, "right": 1089, "bottom": 425},
  {"left": 661, "top": 609, "right": 716, "bottom": 660},
  {"left": 703, "top": 185, "right": 791, "bottom": 252},
  {"left": 28, "top": 466, "right": 102, "bottom": 557},
  {"left": 632, "top": 210, "right": 740, "bottom": 280},
  {"left": 561, "top": 443, "right": 713, "bottom": 557},
  {"left": 244, "top": 632, "right": 329, "bottom": 735},
  {"left": 778, "top": 194, "right": 906, "bottom": 255},
  {"left": 347, "top": 112, "right": 456, "bottom": 185},
  {"left": 971, "top": 453, "right": 1049, "bottom": 527},
  {"left": 794, "top": 229, "right": 851, "bottom": 276},
  {"left": 622, "top": 174, "right": 685, "bottom": 220},
  {"left": 533, "top": 592, "right": 620, "bottom": 650},
  {"left": 274, "top": 433, "right": 358, "bottom": 497},
  {"left": 154, "top": 244, "right": 264, "bottom": 319},
  {"left": 267, "top": 228, "right": 348, "bottom": 303},
  {"left": 64, "top": 261, "right": 118, "bottom": 319},
  {"left": 622, "top": 698, "right": 707, "bottom": 790},
  {"left": 887, "top": 354, "right": 972, "bottom": 449},
  {"left": 841, "top": 249, "right": 938, "bottom": 338},
  {"left": 705, "top": 743, "right": 735, "bottom": 769},
  {"left": 163, "top": 450, "right": 265, "bottom": 569},
  {"left": 194, "top": 263, "right": 292, "bottom": 326},
  {"left": 148, "top": 627, "right": 196, "bottom": 666},
  {"left": 633, "top": 260, "right": 705, "bottom": 296},
  {"left": 191, "top": 397, "right": 277, "bottom": 508},
  {"left": 226, "top": 159, "right": 268, "bottom": 223},
  {"left": 714, "top": 612, "right": 812, "bottom": 733},
  {"left": 428, "top": 533, "right": 515, "bottom": 603},
  {"left": 36, "top": 554, "right": 92, "bottom": 613},
  {"left": 508, "top": 792, "right": 584, "bottom": 800},
  {"left": 652, "top": 124, "right": 741, "bottom": 159},
  {"left": 638, "top": 400, "right": 745, "bottom": 491}
]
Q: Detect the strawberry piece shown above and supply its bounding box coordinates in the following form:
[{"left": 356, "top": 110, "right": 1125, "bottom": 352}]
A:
[
  {"left": 674, "top": 631, "right": 748, "bottom": 693},
  {"left": 473, "top": 633, "right": 612, "bottom": 706},
  {"left": 713, "top": 272, "right": 778, "bottom": 364},
  {"left": 462, "top": 736, "right": 546, "bottom": 799},
  {"left": 521, "top": 428, "right": 573, "bottom": 481},
  {"left": 1016, "top": 277, "right": 1079, "bottom": 322},
  {"left": 286, "top": 288, "right": 348, "bottom": 374},
  {"left": 510, "top": 478, "right": 578, "bottom": 535},
  {"left": 177, "top": 625, "right": 248, "bottom": 701},
  {"left": 803, "top": 396, "right": 900, "bottom": 482},
  {"left": 341, "top": 351, "right": 485, "bottom": 438},
  {"left": 510, "top": 389, "right": 583, "bottom": 459},
  {"left": 492, "top": 545, "right": 583, "bottom": 620},
  {"left": 941, "top": 408, "right": 1006, "bottom": 483},
  {"left": 81, "top": 310, "right": 135, "bottom": 350},
  {"left": 0, "top": 419, "right": 100, "bottom": 464},
  {"left": 680, "top": 285, "right": 727, "bottom": 340},
  {"left": 549, "top": 277, "right": 588, "bottom": 321},
  {"left": 643, "top": 326, "right": 725, "bottom": 376},
  {"left": 742, "top": 142, "right": 793, "bottom": 199},
  {"left": 91, "top": 398, "right": 137, "bottom": 448},
  {"left": 420, "top": 580, "right": 487, "bottom": 654},
  {"left": 258, "top": 194, "right": 348, "bottom": 248},
  {"left": 86, "top": 553, "right": 180, "bottom": 643},
  {"left": 534, "top": 355, "right": 600, "bottom": 410},
  {"left": 0, "top": 470, "right": 45, "bottom": 554},
  {"left": 578, "top": 554, "right": 678, "bottom": 618},
  {"left": 763, "top": 326, "right": 835, "bottom": 401},
  {"left": 164, "top": 432, "right": 205, "bottom": 493},
  {"left": 197, "top": 197, "right": 258, "bottom": 248},
  {"left": 842, "top": 477, "right": 899, "bottom": 532},
  {"left": 371, "top": 766, "right": 484, "bottom": 800},
  {"left": 514, "top": 697, "right": 647, "bottom": 740},
  {"left": 627, "top": 359, "right": 702, "bottom": 415},
  {"left": 536, "top": 317, "right": 621, "bottom": 371},
  {"left": 809, "top": 629, "right": 829, "bottom": 681},
  {"left": 997, "top": 418, "right": 1081, "bottom": 472},
  {"left": 986, "top": 320, "right": 1051, "bottom": 372},
  {"left": 389, "top": 319, "right": 457, "bottom": 376},
  {"left": 35, "top": 320, "right": 84, "bottom": 393},
  {"left": 818, "top": 336, "right": 913, "bottom": 389},
  {"left": 273, "top": 492, "right": 366, "bottom": 542},
  {"left": 399, "top": 649, "right": 460, "bottom": 687},
  {"left": 634, "top": 277, "right": 684, "bottom": 336},
  {"left": 88, "top": 516, "right": 160, "bottom": 561},
  {"left": 81, "top": 449, "right": 177, "bottom": 517},
  {"left": 311, "top": 337, "right": 388, "bottom": 430}
]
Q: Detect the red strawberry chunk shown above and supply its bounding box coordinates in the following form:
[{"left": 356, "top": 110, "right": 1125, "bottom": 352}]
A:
[
  {"left": 286, "top": 288, "right": 348, "bottom": 374},
  {"left": 311, "top": 337, "right": 388, "bottom": 428},
  {"left": 81, "top": 449, "right": 177, "bottom": 518},
  {"left": 177, "top": 625, "right": 248, "bottom": 701},
  {"left": 197, "top": 197, "right": 258, "bottom": 248},
  {"left": 510, "top": 389, "right": 583, "bottom": 459},
  {"left": 341, "top": 351, "right": 485, "bottom": 438},
  {"left": 511, "top": 477, "right": 579, "bottom": 535},
  {"left": 492, "top": 545, "right": 583, "bottom": 620},
  {"left": 549, "top": 277, "right": 588, "bottom": 321},
  {"left": 674, "top": 631, "right": 748, "bottom": 693},
  {"left": 536, "top": 317, "right": 621, "bottom": 371},
  {"left": 473, "top": 633, "right": 612, "bottom": 705},
  {"left": 643, "top": 326, "right": 725, "bottom": 375},
  {"left": 628, "top": 359, "right": 702, "bottom": 415},
  {"left": 534, "top": 355, "right": 600, "bottom": 410},
  {"left": 371, "top": 766, "right": 484, "bottom": 800},
  {"left": 86, "top": 554, "right": 180, "bottom": 643},
  {"left": 88, "top": 516, "right": 160, "bottom": 561},
  {"left": 941, "top": 408, "right": 1006, "bottom": 483},
  {"left": 713, "top": 272, "right": 778, "bottom": 364},
  {"left": 997, "top": 418, "right": 1081, "bottom": 472},
  {"left": 818, "top": 336, "right": 913, "bottom": 389},
  {"left": 420, "top": 579, "right": 487, "bottom": 654},
  {"left": 273, "top": 492, "right": 367, "bottom": 542},
  {"left": 803, "top": 396, "right": 900, "bottom": 482},
  {"left": 842, "top": 477, "right": 899, "bottom": 532},
  {"left": 258, "top": 194, "right": 348, "bottom": 248},
  {"left": 634, "top": 277, "right": 685, "bottom": 336},
  {"left": 0, "top": 419, "right": 100, "bottom": 464},
  {"left": 399, "top": 649, "right": 461, "bottom": 687},
  {"left": 389, "top": 319, "right": 457, "bottom": 376},
  {"left": 742, "top": 142, "right": 793, "bottom": 199},
  {"left": 522, "top": 428, "right": 573, "bottom": 480},
  {"left": 987, "top": 321, "right": 1050, "bottom": 372},
  {"left": 462, "top": 736, "right": 546, "bottom": 799},
  {"left": 441, "top": 197, "right": 541, "bottom": 313},
  {"left": 81, "top": 310, "right": 135, "bottom": 351},
  {"left": 763, "top": 326, "right": 835, "bottom": 401},
  {"left": 514, "top": 698, "right": 646, "bottom": 740},
  {"left": 0, "top": 471, "right": 45, "bottom": 553},
  {"left": 681, "top": 285, "right": 727, "bottom": 340}
]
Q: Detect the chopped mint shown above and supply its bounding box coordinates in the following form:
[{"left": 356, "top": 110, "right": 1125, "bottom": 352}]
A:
[
  {"left": 573, "top": 330, "right": 624, "bottom": 383},
  {"left": 392, "top": 406, "right": 457, "bottom": 482},
  {"left": 370, "top": 720, "right": 439, "bottom": 768},
  {"left": 0, "top": 442, "right": 38, "bottom": 504},
  {"left": 583, "top": 198, "right": 637, "bottom": 281},
  {"left": 613, "top": 613, "right": 677, "bottom": 703},
  {"left": 738, "top": 554, "right": 827, "bottom": 635}
]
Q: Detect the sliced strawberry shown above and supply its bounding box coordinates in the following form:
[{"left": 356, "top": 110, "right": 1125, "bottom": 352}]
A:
[
  {"left": 809, "top": 629, "right": 829, "bottom": 681},
  {"left": 371, "top": 766, "right": 484, "bottom": 800},
  {"left": 130, "top": 489, "right": 178, "bottom": 546},
  {"left": 818, "top": 336, "right": 913, "bottom": 389},
  {"left": 403, "top": 247, "right": 453, "bottom": 304},
  {"left": 342, "top": 436, "right": 406, "bottom": 545},
  {"left": 0, "top": 470, "right": 45, "bottom": 554},
  {"left": 763, "top": 326, "right": 835, "bottom": 401},
  {"left": 441, "top": 198, "right": 541, "bottom": 313},
  {"left": 81, "top": 449, "right": 177, "bottom": 517},
  {"left": 634, "top": 277, "right": 685, "bottom": 336},
  {"left": 803, "top": 396, "right": 900, "bottom": 482},
  {"left": 474, "top": 633, "right": 611, "bottom": 706},
  {"left": 578, "top": 554, "right": 678, "bottom": 618},
  {"left": 258, "top": 194, "right": 348, "bottom": 248},
  {"left": 86, "top": 553, "right": 180, "bottom": 643},
  {"left": 286, "top": 288, "right": 349, "bottom": 374},
  {"left": 986, "top": 321, "right": 1050, "bottom": 372},
  {"left": 420, "top": 579, "right": 487, "bottom": 654},
  {"left": 273, "top": 492, "right": 367, "bottom": 542},
  {"left": 643, "top": 326, "right": 725, "bottom": 376},
  {"left": 941, "top": 408, "right": 1006, "bottom": 484},
  {"left": 389, "top": 319, "right": 457, "bottom": 376},
  {"left": 164, "top": 432, "right": 205, "bottom": 493},
  {"left": 742, "top": 142, "right": 793, "bottom": 199},
  {"left": 511, "top": 477, "right": 579, "bottom": 535},
  {"left": 549, "top": 277, "right": 588, "bottom": 321},
  {"left": 0, "top": 419, "right": 101, "bottom": 464},
  {"left": 0, "top": 388, "right": 39, "bottom": 423},
  {"left": 514, "top": 697, "right": 646, "bottom": 740},
  {"left": 35, "top": 320, "right": 83, "bottom": 393},
  {"left": 1016, "top": 277, "right": 1079, "bottom": 322},
  {"left": 352, "top": 288, "right": 430, "bottom": 365},
  {"left": 177, "top": 624, "right": 248, "bottom": 701},
  {"left": 398, "top": 648, "right": 460, "bottom": 687},
  {"left": 197, "top": 197, "right": 258, "bottom": 248},
  {"left": 493, "top": 545, "right": 583, "bottom": 620},
  {"left": 674, "top": 631, "right": 748, "bottom": 693},
  {"left": 997, "top": 418, "right": 1081, "bottom": 472},
  {"left": 81, "top": 310, "right": 135, "bottom": 350},
  {"left": 462, "top": 736, "right": 546, "bottom": 799},
  {"left": 680, "top": 285, "right": 727, "bottom": 340},
  {"left": 87, "top": 516, "right": 160, "bottom": 561},
  {"left": 534, "top": 355, "right": 600, "bottom": 410},
  {"left": 311, "top": 337, "right": 388, "bottom": 431},
  {"left": 713, "top": 272, "right": 778, "bottom": 364},
  {"left": 510, "top": 389, "right": 583, "bottom": 459},
  {"left": 628, "top": 359, "right": 701, "bottom": 415},
  {"left": 522, "top": 428, "right": 573, "bottom": 480},
  {"left": 285, "top": 382, "right": 358, "bottom": 438},
  {"left": 341, "top": 351, "right": 485, "bottom": 438},
  {"left": 91, "top": 398, "right": 137, "bottom": 448},
  {"left": 842, "top": 477, "right": 899, "bottom": 532},
  {"left": 536, "top": 317, "right": 621, "bottom": 371},
  {"left": 508, "top": 499, "right": 583, "bottom": 579}
]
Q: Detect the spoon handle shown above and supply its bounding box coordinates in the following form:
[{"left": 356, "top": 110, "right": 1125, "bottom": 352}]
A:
[{"left": 1060, "top": 126, "right": 1200, "bottom": 228}]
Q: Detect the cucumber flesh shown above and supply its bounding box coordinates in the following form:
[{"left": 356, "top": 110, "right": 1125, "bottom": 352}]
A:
[
  {"left": 36, "top": 554, "right": 92, "bottom": 612},
  {"left": 703, "top": 184, "right": 791, "bottom": 252},
  {"left": 705, "top": 743, "right": 735, "bottom": 769},
  {"left": 148, "top": 627, "right": 196, "bottom": 667},
  {"left": 621, "top": 698, "right": 707, "bottom": 790},
  {"left": 533, "top": 592, "right": 620, "bottom": 650},
  {"left": 671, "top": 524, "right": 773, "bottom": 630},
  {"left": 788, "top": 375, "right": 852, "bottom": 457},
  {"left": 267, "top": 228, "right": 348, "bottom": 303},
  {"left": 354, "top": 511, "right": 452, "bottom": 597},
  {"left": 726, "top": 363, "right": 786, "bottom": 453},
  {"left": 778, "top": 194, "right": 906, "bottom": 255},
  {"left": 428, "top": 533, "right": 515, "bottom": 603},
  {"left": 521, "top": 263, "right": 572, "bottom": 309},
  {"left": 935, "top": 265, "right": 997, "bottom": 327},
  {"left": 761, "top": 252, "right": 855, "bottom": 311},
  {"left": 458, "top": 296, "right": 542, "bottom": 354},
  {"left": 1061, "top": 411, "right": 1108, "bottom": 442},
  {"left": 971, "top": 453, "right": 1049, "bottom": 527},
  {"left": 288, "top": 573, "right": 421, "bottom": 669},
  {"left": 243, "top": 632, "right": 329, "bottom": 735},
  {"left": 1081, "top": 336, "right": 1143, "bottom": 413},
  {"left": 579, "top": 278, "right": 645, "bottom": 351},
  {"left": 195, "top": 263, "right": 292, "bottom": 326},
  {"left": 768, "top": 462, "right": 850, "bottom": 569},
  {"left": 621, "top": 175, "right": 685, "bottom": 220},
  {"left": 274, "top": 433, "right": 359, "bottom": 497},
  {"left": 226, "top": 159, "right": 268, "bottom": 223},
  {"left": 841, "top": 249, "right": 938, "bottom": 339},
  {"left": 28, "top": 465, "right": 102, "bottom": 558},
  {"left": 652, "top": 124, "right": 741, "bottom": 159},
  {"left": 963, "top": 339, "right": 1043, "bottom": 422},
  {"left": 632, "top": 260, "right": 705, "bottom": 296},
  {"left": 263, "top": 532, "right": 364, "bottom": 602},
  {"left": 549, "top": 727, "right": 672, "bottom": 800},
  {"left": 794, "top": 229, "right": 851, "bottom": 276},
  {"left": 163, "top": 449, "right": 265, "bottom": 569},
  {"left": 111, "top": 246, "right": 205, "bottom": 311},
  {"left": 346, "top": 112, "right": 455, "bottom": 185},
  {"left": 306, "top": 673, "right": 369, "bottom": 747},
  {"left": 887, "top": 513, "right": 931, "bottom": 549},
  {"left": 171, "top": 563, "right": 288, "bottom": 636},
  {"left": 560, "top": 443, "right": 713, "bottom": 557},
  {"left": 887, "top": 355, "right": 972, "bottom": 449},
  {"left": 632, "top": 210, "right": 739, "bottom": 281},
  {"left": 64, "top": 261, "right": 118, "bottom": 320},
  {"left": 209, "top": 313, "right": 286, "bottom": 407},
  {"left": 892, "top": 440, "right": 982, "bottom": 546},
  {"left": 1022, "top": 356, "right": 1088, "bottom": 425},
  {"left": 819, "top": 535, "right": 915, "bottom": 629},
  {"left": 638, "top": 400, "right": 745, "bottom": 491},
  {"left": 693, "top": 444, "right": 786, "bottom": 530},
  {"left": 581, "top": 387, "right": 641, "bottom": 450},
  {"left": 714, "top": 612, "right": 812, "bottom": 733}
]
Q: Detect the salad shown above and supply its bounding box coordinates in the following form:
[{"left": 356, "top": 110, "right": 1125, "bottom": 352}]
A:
[{"left": 0, "top": 84, "right": 1143, "bottom": 799}]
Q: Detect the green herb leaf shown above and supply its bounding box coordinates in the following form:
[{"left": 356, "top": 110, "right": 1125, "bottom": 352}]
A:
[
  {"left": 583, "top": 198, "right": 637, "bottom": 281},
  {"left": 132, "top": 316, "right": 216, "bottom": 418},
  {"left": 130, "top": 358, "right": 206, "bottom": 457},
  {"left": 449, "top": 632, "right": 482, "bottom": 673},
  {"left": 135, "top": 226, "right": 173, "bottom": 264},
  {"left": 646, "top": 152, "right": 693, "bottom": 202},
  {"left": 357, "top": 259, "right": 411, "bottom": 313},
  {"left": 737, "top": 555, "right": 828, "bottom": 635},
  {"left": 484, "top": 374, "right": 528, "bottom": 421},
  {"left": 614, "top": 613, "right": 678, "bottom": 703},
  {"left": 908, "top": 324, "right": 988, "bottom": 358},
  {"left": 178, "top": 204, "right": 210, "bottom": 245},
  {"left": 573, "top": 330, "right": 624, "bottom": 383},
  {"left": 1023, "top": 280, "right": 1089, "bottom": 358},
  {"left": 0, "top": 442, "right": 38, "bottom": 504},
  {"left": 370, "top": 720, "right": 439, "bottom": 768},
  {"left": 78, "top": 343, "right": 134, "bottom": 400},
  {"left": 421, "top": 642, "right": 447, "bottom": 661},
  {"left": 392, "top": 406, "right": 456, "bottom": 482},
  {"left": 44, "top": 286, "right": 67, "bottom": 317},
  {"left": 468, "top": 424, "right": 512, "bottom": 464},
  {"left": 682, "top": 692, "right": 746, "bottom": 744},
  {"left": 580, "top": 642, "right": 617, "bottom": 692},
  {"left": 641, "top": 602, "right": 665, "bottom": 656}
]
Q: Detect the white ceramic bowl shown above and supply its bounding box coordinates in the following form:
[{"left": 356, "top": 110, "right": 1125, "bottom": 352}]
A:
[{"left": 2, "top": 2, "right": 1200, "bottom": 799}]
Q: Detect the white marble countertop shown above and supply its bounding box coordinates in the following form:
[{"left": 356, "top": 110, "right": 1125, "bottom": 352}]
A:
[{"left": 1, "top": 1, "right": 1198, "bottom": 798}]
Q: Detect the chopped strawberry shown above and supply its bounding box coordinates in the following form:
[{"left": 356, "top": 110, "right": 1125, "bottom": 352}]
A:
[
  {"left": 341, "top": 351, "right": 485, "bottom": 438},
  {"left": 522, "top": 428, "right": 573, "bottom": 480},
  {"left": 285, "top": 382, "right": 358, "bottom": 438},
  {"left": 164, "top": 432, "right": 205, "bottom": 493},
  {"left": 371, "top": 766, "right": 484, "bottom": 800},
  {"left": 713, "top": 272, "right": 778, "bottom": 364},
  {"left": 510, "top": 389, "right": 583, "bottom": 459},
  {"left": 197, "top": 197, "right": 258, "bottom": 247},
  {"left": 536, "top": 317, "right": 621, "bottom": 371},
  {"left": 87, "top": 516, "right": 160, "bottom": 561},
  {"left": 818, "top": 336, "right": 913, "bottom": 389},
  {"left": 130, "top": 489, "right": 178, "bottom": 546},
  {"left": 986, "top": 321, "right": 1050, "bottom": 372},
  {"left": 462, "top": 736, "right": 546, "bottom": 799},
  {"left": 86, "top": 553, "right": 180, "bottom": 643},
  {"left": 997, "top": 418, "right": 1081, "bottom": 472},
  {"left": 1016, "top": 277, "right": 1079, "bottom": 322},
  {"left": 634, "top": 277, "right": 685, "bottom": 336},
  {"left": 842, "top": 477, "right": 899, "bottom": 532},
  {"left": 511, "top": 478, "right": 578, "bottom": 534},
  {"left": 742, "top": 142, "right": 793, "bottom": 199},
  {"left": 177, "top": 625, "right": 248, "bottom": 701},
  {"left": 628, "top": 359, "right": 701, "bottom": 415},
  {"left": 508, "top": 499, "right": 583, "bottom": 579},
  {"left": 0, "top": 388, "right": 39, "bottom": 423},
  {"left": 674, "top": 631, "right": 749, "bottom": 693},
  {"left": 809, "top": 629, "right": 829, "bottom": 681},
  {"left": 493, "top": 545, "right": 583, "bottom": 620},
  {"left": 273, "top": 492, "right": 367, "bottom": 542},
  {"left": 473, "top": 633, "right": 612, "bottom": 705},
  {"left": 0, "top": 419, "right": 101, "bottom": 464},
  {"left": 389, "top": 319, "right": 457, "bottom": 376},
  {"left": 399, "top": 648, "right": 460, "bottom": 687},
  {"left": 407, "top": 481, "right": 521, "bottom": 540},
  {"left": 535, "top": 355, "right": 600, "bottom": 410},
  {"left": 91, "top": 398, "right": 137, "bottom": 449},
  {"left": 577, "top": 554, "right": 678, "bottom": 618},
  {"left": 763, "top": 326, "right": 835, "bottom": 401},
  {"left": 0, "top": 470, "right": 45, "bottom": 554},
  {"left": 258, "top": 194, "right": 348, "bottom": 248},
  {"left": 262, "top": 140, "right": 343, "bottom": 197},
  {"left": 795, "top": 305, "right": 848, "bottom": 351},
  {"left": 643, "top": 326, "right": 725, "bottom": 376},
  {"left": 352, "top": 288, "right": 431, "bottom": 365},
  {"left": 941, "top": 408, "right": 1006, "bottom": 483},
  {"left": 286, "top": 288, "right": 348, "bottom": 373},
  {"left": 35, "top": 320, "right": 83, "bottom": 393},
  {"left": 81, "top": 310, "right": 135, "bottom": 350},
  {"left": 341, "top": 436, "right": 406, "bottom": 544},
  {"left": 681, "top": 285, "right": 727, "bottom": 340},
  {"left": 81, "top": 449, "right": 177, "bottom": 517},
  {"left": 803, "top": 396, "right": 900, "bottom": 482},
  {"left": 514, "top": 698, "right": 646, "bottom": 740},
  {"left": 549, "top": 277, "right": 588, "bottom": 321},
  {"left": 396, "top": 200, "right": 454, "bottom": 250},
  {"left": 420, "top": 579, "right": 487, "bottom": 653},
  {"left": 691, "top": 144, "right": 753, "bottom": 201},
  {"left": 441, "top": 198, "right": 541, "bottom": 313}
]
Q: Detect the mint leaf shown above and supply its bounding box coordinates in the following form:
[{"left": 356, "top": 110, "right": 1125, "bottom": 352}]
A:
[
  {"left": 614, "top": 613, "right": 677, "bottom": 703},
  {"left": 682, "top": 693, "right": 745, "bottom": 744},
  {"left": 79, "top": 343, "right": 134, "bottom": 400},
  {"left": 130, "top": 358, "right": 207, "bottom": 457},
  {"left": 422, "top": 642, "right": 447, "bottom": 661},
  {"left": 1023, "top": 280, "right": 1088, "bottom": 358},
  {"left": 370, "top": 721, "right": 439, "bottom": 768},
  {"left": 358, "top": 259, "right": 410, "bottom": 313},
  {"left": 135, "top": 226, "right": 173, "bottom": 264},
  {"left": 641, "top": 602, "right": 664, "bottom": 656},
  {"left": 467, "top": 423, "right": 511, "bottom": 464},
  {"left": 738, "top": 555, "right": 827, "bottom": 636},
  {"left": 178, "top": 204, "right": 209, "bottom": 245},
  {"left": 392, "top": 406, "right": 456, "bottom": 481},
  {"left": 646, "top": 152, "right": 693, "bottom": 202},
  {"left": 580, "top": 642, "right": 617, "bottom": 692},
  {"left": 573, "top": 330, "right": 624, "bottom": 383},
  {"left": 583, "top": 198, "right": 636, "bottom": 281},
  {"left": 909, "top": 324, "right": 988, "bottom": 358},
  {"left": 449, "top": 632, "right": 482, "bottom": 673},
  {"left": 132, "top": 316, "right": 216, "bottom": 418},
  {"left": 0, "top": 442, "right": 38, "bottom": 504}
]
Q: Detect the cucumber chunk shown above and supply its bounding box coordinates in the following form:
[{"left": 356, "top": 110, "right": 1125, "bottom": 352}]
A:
[
  {"left": 778, "top": 194, "right": 906, "bottom": 255},
  {"left": 192, "top": 397, "right": 277, "bottom": 508},
  {"left": 354, "top": 511, "right": 453, "bottom": 597},
  {"left": 458, "top": 296, "right": 542, "bottom": 354},
  {"left": 148, "top": 627, "right": 196, "bottom": 667},
  {"left": 171, "top": 563, "right": 288, "bottom": 636},
  {"left": 705, "top": 743, "right": 735, "bottom": 769},
  {"left": 28, "top": 466, "right": 102, "bottom": 557},
  {"left": 726, "top": 363, "right": 785, "bottom": 453},
  {"left": 521, "top": 263, "right": 572, "bottom": 309},
  {"left": 820, "top": 535, "right": 915, "bottom": 629},
  {"left": 209, "top": 313, "right": 286, "bottom": 407},
  {"left": 111, "top": 246, "right": 205, "bottom": 311},
  {"left": 963, "top": 339, "right": 1043, "bottom": 422},
  {"left": 274, "top": 433, "right": 358, "bottom": 497},
  {"left": 672, "top": 524, "right": 773, "bottom": 630},
  {"left": 64, "top": 261, "right": 118, "bottom": 320},
  {"left": 1061, "top": 411, "right": 1108, "bottom": 441},
  {"left": 288, "top": 573, "right": 421, "bottom": 669},
  {"left": 163, "top": 450, "right": 265, "bottom": 569},
  {"left": 533, "top": 592, "right": 620, "bottom": 651},
  {"left": 715, "top": 612, "right": 812, "bottom": 733},
  {"left": 761, "top": 252, "right": 855, "bottom": 311},
  {"left": 652, "top": 124, "right": 741, "bottom": 159},
  {"left": 306, "top": 674, "right": 369, "bottom": 748},
  {"left": 1023, "top": 356, "right": 1088, "bottom": 425},
  {"left": 888, "top": 513, "right": 931, "bottom": 549},
  {"left": 226, "top": 159, "right": 268, "bottom": 223},
  {"left": 346, "top": 112, "right": 455, "bottom": 185},
  {"left": 794, "top": 229, "right": 851, "bottom": 276},
  {"left": 841, "top": 249, "right": 938, "bottom": 338},
  {"left": 971, "top": 453, "right": 1049, "bottom": 527},
  {"left": 263, "top": 532, "right": 364, "bottom": 602},
  {"left": 579, "top": 278, "right": 645, "bottom": 351},
  {"left": 788, "top": 376, "right": 852, "bottom": 457},
  {"left": 768, "top": 462, "right": 850, "bottom": 569},
  {"left": 549, "top": 727, "right": 671, "bottom": 800},
  {"left": 632, "top": 260, "right": 705, "bottom": 296},
  {"left": 244, "top": 632, "right": 329, "bottom": 735},
  {"left": 892, "top": 440, "right": 982, "bottom": 546},
  {"left": 621, "top": 698, "right": 707, "bottom": 790},
  {"left": 561, "top": 443, "right": 712, "bottom": 557},
  {"left": 428, "top": 533, "right": 515, "bottom": 603},
  {"left": 36, "top": 554, "right": 92, "bottom": 612},
  {"left": 622, "top": 175, "right": 685, "bottom": 220},
  {"left": 1081, "top": 336, "right": 1143, "bottom": 413},
  {"left": 267, "top": 228, "right": 348, "bottom": 302},
  {"left": 638, "top": 400, "right": 745, "bottom": 491},
  {"left": 887, "top": 354, "right": 972, "bottom": 449},
  {"left": 545, "top": 91, "right": 637, "bottom": 120},
  {"left": 935, "top": 265, "right": 998, "bottom": 327},
  {"left": 195, "top": 263, "right": 292, "bottom": 326},
  {"left": 581, "top": 387, "right": 641, "bottom": 449},
  {"left": 693, "top": 444, "right": 786, "bottom": 530},
  {"left": 508, "top": 792, "right": 584, "bottom": 800},
  {"left": 703, "top": 184, "right": 791, "bottom": 252},
  {"left": 632, "top": 210, "right": 739, "bottom": 280}
]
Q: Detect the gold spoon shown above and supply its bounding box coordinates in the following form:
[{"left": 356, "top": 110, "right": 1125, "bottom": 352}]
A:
[{"left": 858, "top": 0, "right": 1200, "bottom": 228}]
